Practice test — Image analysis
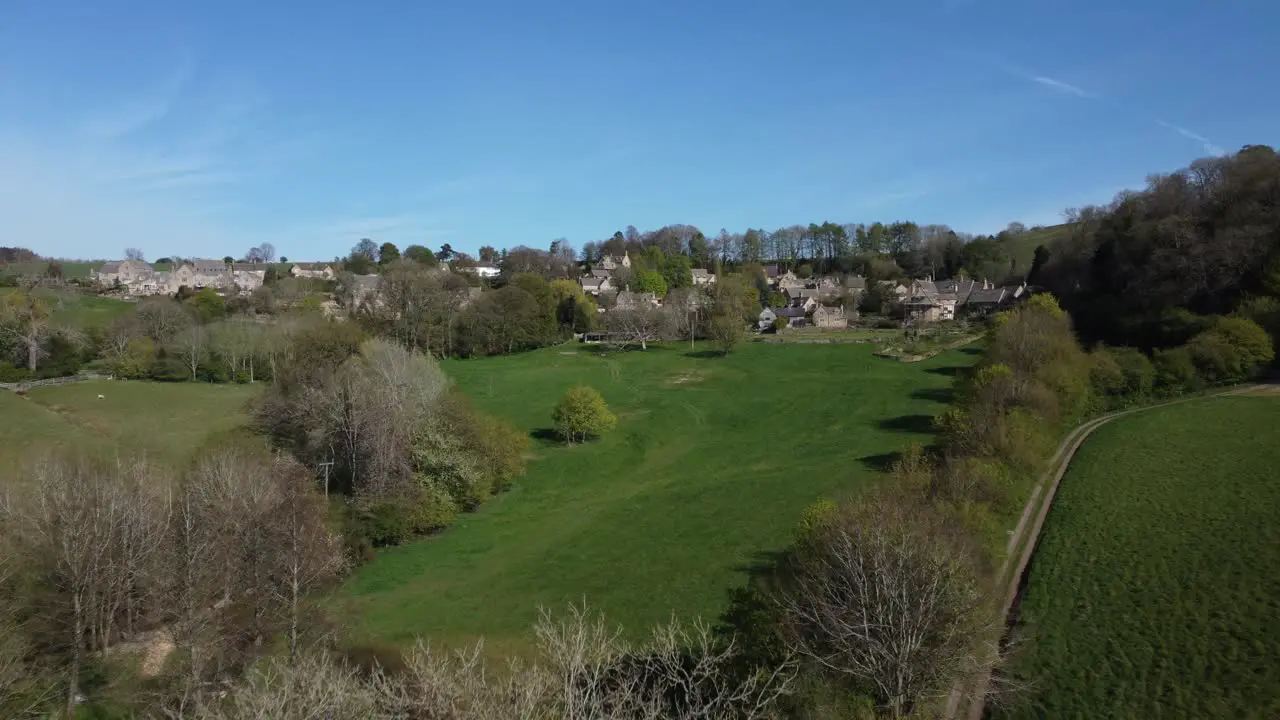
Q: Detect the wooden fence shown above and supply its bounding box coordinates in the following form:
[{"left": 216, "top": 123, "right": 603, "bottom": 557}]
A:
[{"left": 0, "top": 374, "right": 110, "bottom": 393}]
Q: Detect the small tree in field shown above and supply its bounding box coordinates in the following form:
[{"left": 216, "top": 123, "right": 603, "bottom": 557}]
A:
[{"left": 552, "top": 386, "right": 616, "bottom": 445}]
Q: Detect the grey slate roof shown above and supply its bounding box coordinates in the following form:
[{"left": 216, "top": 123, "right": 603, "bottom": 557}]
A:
[
  {"left": 98, "top": 262, "right": 120, "bottom": 274},
  {"left": 967, "top": 288, "right": 1007, "bottom": 305},
  {"left": 590, "top": 268, "right": 612, "bottom": 278},
  {"left": 193, "top": 259, "right": 228, "bottom": 273},
  {"left": 773, "top": 305, "right": 806, "bottom": 318}
]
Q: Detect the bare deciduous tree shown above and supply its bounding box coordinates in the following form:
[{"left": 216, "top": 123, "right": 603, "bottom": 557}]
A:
[
  {"left": 9, "top": 455, "right": 129, "bottom": 714},
  {"left": 267, "top": 464, "right": 345, "bottom": 660},
  {"left": 605, "top": 305, "right": 668, "bottom": 350},
  {"left": 198, "top": 603, "right": 793, "bottom": 720},
  {"left": 776, "top": 495, "right": 991, "bottom": 718},
  {"left": 0, "top": 291, "right": 55, "bottom": 371},
  {"left": 125, "top": 248, "right": 146, "bottom": 262},
  {"left": 174, "top": 324, "right": 207, "bottom": 380},
  {"left": 136, "top": 297, "right": 192, "bottom": 343}
]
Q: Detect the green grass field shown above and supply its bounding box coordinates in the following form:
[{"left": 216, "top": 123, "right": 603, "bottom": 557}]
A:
[
  {"left": 0, "top": 287, "right": 134, "bottom": 329},
  {"left": 0, "top": 381, "right": 259, "bottom": 469},
  {"left": 341, "top": 341, "right": 978, "bottom": 649},
  {"left": 997, "top": 396, "right": 1280, "bottom": 719}
]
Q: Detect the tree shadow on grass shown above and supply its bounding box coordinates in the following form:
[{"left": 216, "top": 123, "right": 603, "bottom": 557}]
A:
[
  {"left": 910, "top": 387, "right": 955, "bottom": 404},
  {"left": 959, "top": 346, "right": 984, "bottom": 356},
  {"left": 529, "top": 428, "right": 561, "bottom": 447},
  {"left": 684, "top": 350, "right": 725, "bottom": 359},
  {"left": 858, "top": 451, "right": 903, "bottom": 472},
  {"left": 925, "top": 365, "right": 967, "bottom": 377},
  {"left": 878, "top": 414, "right": 936, "bottom": 434}
]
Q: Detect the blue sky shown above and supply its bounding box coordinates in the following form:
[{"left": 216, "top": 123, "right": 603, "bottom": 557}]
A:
[{"left": 2, "top": 0, "right": 1277, "bottom": 261}]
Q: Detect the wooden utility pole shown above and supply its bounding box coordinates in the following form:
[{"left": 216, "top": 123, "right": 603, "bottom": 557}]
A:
[{"left": 318, "top": 459, "right": 334, "bottom": 497}]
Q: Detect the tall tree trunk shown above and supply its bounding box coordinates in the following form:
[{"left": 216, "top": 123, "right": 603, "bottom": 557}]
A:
[{"left": 69, "top": 591, "right": 83, "bottom": 715}]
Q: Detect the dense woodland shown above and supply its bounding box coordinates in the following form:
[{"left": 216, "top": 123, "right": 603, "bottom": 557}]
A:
[{"left": 1, "top": 145, "right": 1279, "bottom": 718}]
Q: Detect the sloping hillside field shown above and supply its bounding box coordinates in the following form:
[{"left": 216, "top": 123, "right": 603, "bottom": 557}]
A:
[
  {"left": 997, "top": 395, "right": 1280, "bottom": 719},
  {"left": 342, "top": 341, "right": 979, "bottom": 648}
]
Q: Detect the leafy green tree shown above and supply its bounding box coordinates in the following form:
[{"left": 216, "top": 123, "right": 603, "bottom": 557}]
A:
[
  {"left": 344, "top": 252, "right": 375, "bottom": 275},
  {"left": 552, "top": 386, "right": 616, "bottom": 444},
  {"left": 662, "top": 254, "right": 693, "bottom": 289},
  {"left": 478, "top": 245, "right": 499, "bottom": 263},
  {"left": 768, "top": 291, "right": 788, "bottom": 308},
  {"left": 378, "top": 242, "right": 401, "bottom": 266},
  {"left": 185, "top": 288, "right": 226, "bottom": 324},
  {"left": 796, "top": 263, "right": 813, "bottom": 279},
  {"left": 403, "top": 244, "right": 439, "bottom": 266},
  {"left": 772, "top": 316, "right": 788, "bottom": 333},
  {"left": 635, "top": 270, "right": 668, "bottom": 297}
]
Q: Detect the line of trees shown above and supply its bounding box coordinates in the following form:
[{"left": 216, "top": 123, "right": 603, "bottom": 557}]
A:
[
  {"left": 252, "top": 326, "right": 529, "bottom": 553},
  {"left": 0, "top": 446, "right": 344, "bottom": 717}
]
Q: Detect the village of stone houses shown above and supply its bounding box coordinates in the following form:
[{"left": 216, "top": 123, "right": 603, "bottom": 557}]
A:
[{"left": 87, "top": 248, "right": 1030, "bottom": 346}]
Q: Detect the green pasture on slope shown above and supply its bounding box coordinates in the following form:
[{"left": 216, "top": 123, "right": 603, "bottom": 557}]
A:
[
  {"left": 997, "top": 395, "right": 1280, "bottom": 719},
  {"left": 342, "top": 341, "right": 978, "bottom": 649}
]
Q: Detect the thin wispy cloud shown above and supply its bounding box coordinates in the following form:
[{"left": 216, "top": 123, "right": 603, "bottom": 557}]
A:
[
  {"left": 0, "top": 54, "right": 322, "bottom": 259},
  {"left": 1030, "top": 75, "right": 1097, "bottom": 99},
  {"left": 1156, "top": 120, "right": 1225, "bottom": 156},
  {"left": 78, "top": 53, "right": 194, "bottom": 140}
]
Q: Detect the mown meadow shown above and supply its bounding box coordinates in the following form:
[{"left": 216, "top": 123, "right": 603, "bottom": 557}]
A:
[
  {"left": 996, "top": 395, "right": 1280, "bottom": 719},
  {"left": 0, "top": 380, "right": 259, "bottom": 469},
  {"left": 340, "top": 341, "right": 979, "bottom": 650}
]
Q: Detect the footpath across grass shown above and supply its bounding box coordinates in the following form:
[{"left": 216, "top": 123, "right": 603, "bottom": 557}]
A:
[
  {"left": 341, "top": 341, "right": 978, "bottom": 650},
  {"left": 996, "top": 395, "right": 1280, "bottom": 719}
]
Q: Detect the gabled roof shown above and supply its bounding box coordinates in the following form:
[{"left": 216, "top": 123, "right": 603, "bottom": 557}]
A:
[
  {"left": 292, "top": 262, "right": 331, "bottom": 271},
  {"left": 590, "top": 268, "right": 612, "bottom": 278},
  {"left": 967, "top": 288, "right": 1007, "bottom": 305},
  {"left": 845, "top": 275, "right": 867, "bottom": 290},
  {"left": 764, "top": 264, "right": 780, "bottom": 279},
  {"left": 912, "top": 279, "right": 938, "bottom": 295},
  {"left": 229, "top": 263, "right": 265, "bottom": 272},
  {"left": 98, "top": 262, "right": 121, "bottom": 274},
  {"left": 785, "top": 287, "right": 821, "bottom": 299},
  {"left": 691, "top": 268, "right": 712, "bottom": 278},
  {"left": 580, "top": 276, "right": 606, "bottom": 289},
  {"left": 192, "top": 259, "right": 227, "bottom": 273},
  {"left": 773, "top": 305, "right": 807, "bottom": 318}
]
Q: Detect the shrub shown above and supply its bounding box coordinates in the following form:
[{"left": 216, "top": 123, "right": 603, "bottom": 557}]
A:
[
  {"left": 1088, "top": 348, "right": 1125, "bottom": 397},
  {"left": 350, "top": 497, "right": 416, "bottom": 548},
  {"left": 408, "top": 480, "right": 458, "bottom": 534},
  {"left": 148, "top": 355, "right": 190, "bottom": 382},
  {"left": 1111, "top": 347, "right": 1155, "bottom": 396},
  {"left": 772, "top": 316, "right": 789, "bottom": 333},
  {"left": 1153, "top": 346, "right": 1201, "bottom": 394},
  {"left": 0, "top": 362, "right": 30, "bottom": 383},
  {"left": 115, "top": 337, "right": 155, "bottom": 379},
  {"left": 552, "top": 386, "right": 616, "bottom": 444},
  {"left": 1187, "top": 316, "right": 1273, "bottom": 384}
]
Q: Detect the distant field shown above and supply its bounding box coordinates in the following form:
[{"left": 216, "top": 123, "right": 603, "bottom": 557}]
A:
[
  {"left": 0, "top": 287, "right": 135, "bottom": 329},
  {"left": 0, "top": 381, "right": 259, "bottom": 470},
  {"left": 996, "top": 396, "right": 1280, "bottom": 719},
  {"left": 2, "top": 260, "right": 101, "bottom": 279},
  {"left": 342, "top": 341, "right": 979, "bottom": 649},
  {"left": 999, "top": 223, "right": 1071, "bottom": 274}
]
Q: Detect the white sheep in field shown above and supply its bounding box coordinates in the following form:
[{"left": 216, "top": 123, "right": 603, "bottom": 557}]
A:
[{"left": 97, "top": 394, "right": 105, "bottom": 399}]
